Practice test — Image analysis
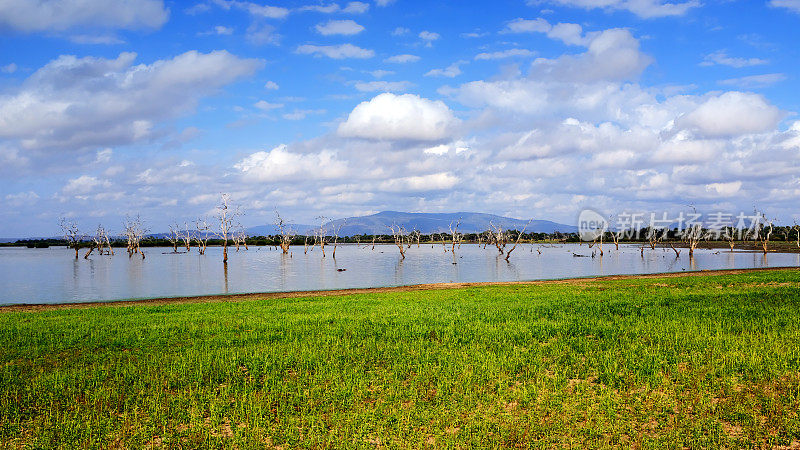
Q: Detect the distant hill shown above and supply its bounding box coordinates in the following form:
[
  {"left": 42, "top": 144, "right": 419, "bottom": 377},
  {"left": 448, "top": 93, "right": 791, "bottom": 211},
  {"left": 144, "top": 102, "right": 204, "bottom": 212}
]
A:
[
  {"left": 319, "top": 211, "right": 576, "bottom": 236},
  {"left": 245, "top": 223, "right": 314, "bottom": 237}
]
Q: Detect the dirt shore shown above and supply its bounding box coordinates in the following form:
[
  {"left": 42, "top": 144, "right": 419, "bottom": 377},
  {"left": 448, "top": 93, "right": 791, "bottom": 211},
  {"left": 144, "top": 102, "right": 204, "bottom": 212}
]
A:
[{"left": 2, "top": 266, "right": 798, "bottom": 313}]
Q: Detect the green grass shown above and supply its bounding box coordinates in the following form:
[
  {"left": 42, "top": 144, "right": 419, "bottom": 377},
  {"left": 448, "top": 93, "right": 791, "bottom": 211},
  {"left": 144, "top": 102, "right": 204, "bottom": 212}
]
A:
[{"left": 2, "top": 270, "right": 800, "bottom": 448}]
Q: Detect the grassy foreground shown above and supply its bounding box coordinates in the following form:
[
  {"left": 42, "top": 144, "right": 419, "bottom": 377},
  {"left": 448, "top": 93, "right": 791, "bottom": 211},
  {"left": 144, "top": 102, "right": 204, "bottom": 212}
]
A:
[{"left": 2, "top": 271, "right": 800, "bottom": 448}]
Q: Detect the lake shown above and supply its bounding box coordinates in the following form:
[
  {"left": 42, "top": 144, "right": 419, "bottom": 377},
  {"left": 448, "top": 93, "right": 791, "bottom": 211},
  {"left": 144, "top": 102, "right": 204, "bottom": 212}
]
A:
[{"left": 1, "top": 243, "right": 798, "bottom": 305}]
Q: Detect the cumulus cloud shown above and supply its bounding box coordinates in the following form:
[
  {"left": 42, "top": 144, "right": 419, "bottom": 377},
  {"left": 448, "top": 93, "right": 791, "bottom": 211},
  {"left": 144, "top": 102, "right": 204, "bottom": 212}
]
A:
[
  {"left": 475, "top": 49, "right": 535, "bottom": 60},
  {"left": 338, "top": 93, "right": 459, "bottom": 141},
  {"left": 379, "top": 172, "right": 459, "bottom": 192},
  {"left": 674, "top": 92, "right": 783, "bottom": 138},
  {"left": 296, "top": 43, "right": 374, "bottom": 59},
  {"left": 425, "top": 61, "right": 466, "bottom": 78},
  {"left": 504, "top": 18, "right": 588, "bottom": 46},
  {"left": 419, "top": 30, "right": 440, "bottom": 46},
  {"left": 385, "top": 54, "right": 420, "bottom": 63},
  {"left": 540, "top": 0, "right": 700, "bottom": 18},
  {"left": 529, "top": 28, "right": 652, "bottom": 82},
  {"left": 701, "top": 50, "right": 768, "bottom": 68},
  {"left": 0, "top": 50, "right": 262, "bottom": 153},
  {"left": 0, "top": 0, "right": 169, "bottom": 33},
  {"left": 235, "top": 145, "right": 348, "bottom": 181},
  {"left": 769, "top": 0, "right": 800, "bottom": 13},
  {"left": 62, "top": 175, "right": 111, "bottom": 196},
  {"left": 315, "top": 19, "right": 364, "bottom": 35}
]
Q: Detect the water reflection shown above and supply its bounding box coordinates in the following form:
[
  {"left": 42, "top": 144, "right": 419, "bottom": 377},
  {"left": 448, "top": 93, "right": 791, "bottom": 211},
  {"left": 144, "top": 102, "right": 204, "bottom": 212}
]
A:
[{"left": 1, "top": 244, "right": 798, "bottom": 305}]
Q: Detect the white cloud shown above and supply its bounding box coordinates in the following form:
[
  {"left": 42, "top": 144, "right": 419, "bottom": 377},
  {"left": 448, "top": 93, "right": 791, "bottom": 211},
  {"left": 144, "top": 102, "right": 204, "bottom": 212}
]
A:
[
  {"left": 354, "top": 81, "right": 412, "bottom": 92},
  {"left": 719, "top": 73, "right": 787, "bottom": 89},
  {"left": 5, "top": 191, "right": 39, "bottom": 207},
  {"left": 502, "top": 18, "right": 551, "bottom": 34},
  {"left": 338, "top": 93, "right": 459, "bottom": 141},
  {"left": 235, "top": 144, "right": 348, "bottom": 181},
  {"left": 379, "top": 172, "right": 459, "bottom": 192},
  {"left": 239, "top": 3, "right": 289, "bottom": 19},
  {"left": 254, "top": 100, "right": 284, "bottom": 110},
  {"left": 392, "top": 27, "right": 410, "bottom": 36},
  {"left": 385, "top": 54, "right": 420, "bottom": 63},
  {"left": 0, "top": 50, "right": 262, "bottom": 153},
  {"left": 529, "top": 28, "right": 652, "bottom": 82},
  {"left": 95, "top": 148, "right": 112, "bottom": 163},
  {"left": 475, "top": 49, "right": 535, "bottom": 60},
  {"left": 199, "top": 25, "right": 234, "bottom": 36},
  {"left": 503, "top": 18, "right": 589, "bottom": 45},
  {"left": 315, "top": 19, "right": 364, "bottom": 35},
  {"left": 0, "top": 0, "right": 169, "bottom": 32},
  {"left": 419, "top": 30, "right": 440, "bottom": 45},
  {"left": 674, "top": 91, "right": 783, "bottom": 138},
  {"left": 369, "top": 70, "right": 394, "bottom": 78},
  {"left": 62, "top": 175, "right": 111, "bottom": 196},
  {"left": 342, "top": 2, "right": 370, "bottom": 13},
  {"left": 769, "top": 0, "right": 800, "bottom": 13},
  {"left": 1, "top": 63, "right": 16, "bottom": 73},
  {"left": 296, "top": 43, "right": 374, "bottom": 59},
  {"left": 701, "top": 50, "right": 768, "bottom": 68},
  {"left": 425, "top": 61, "right": 466, "bottom": 78},
  {"left": 376, "top": 0, "right": 396, "bottom": 6},
  {"left": 541, "top": 0, "right": 700, "bottom": 18},
  {"left": 264, "top": 80, "right": 280, "bottom": 90}
]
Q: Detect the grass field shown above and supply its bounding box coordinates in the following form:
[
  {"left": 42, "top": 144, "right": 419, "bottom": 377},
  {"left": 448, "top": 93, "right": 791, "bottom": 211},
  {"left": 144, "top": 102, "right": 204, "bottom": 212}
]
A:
[{"left": 1, "top": 270, "right": 800, "bottom": 448}]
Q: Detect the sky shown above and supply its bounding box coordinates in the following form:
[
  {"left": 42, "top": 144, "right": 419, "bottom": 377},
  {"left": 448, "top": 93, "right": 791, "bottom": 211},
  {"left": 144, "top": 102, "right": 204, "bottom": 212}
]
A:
[{"left": 1, "top": 0, "right": 799, "bottom": 237}]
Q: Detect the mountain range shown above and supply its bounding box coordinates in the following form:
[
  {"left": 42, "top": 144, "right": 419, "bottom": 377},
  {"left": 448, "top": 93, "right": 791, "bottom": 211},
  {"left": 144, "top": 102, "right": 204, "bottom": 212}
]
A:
[{"left": 246, "top": 211, "right": 576, "bottom": 236}]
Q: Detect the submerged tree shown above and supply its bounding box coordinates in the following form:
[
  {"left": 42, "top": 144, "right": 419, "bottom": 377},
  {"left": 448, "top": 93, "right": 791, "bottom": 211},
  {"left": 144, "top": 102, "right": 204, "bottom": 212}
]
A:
[
  {"left": 123, "top": 215, "right": 147, "bottom": 258},
  {"left": 275, "top": 210, "right": 295, "bottom": 254},
  {"left": 181, "top": 222, "right": 193, "bottom": 251},
  {"left": 504, "top": 220, "right": 532, "bottom": 262},
  {"left": 389, "top": 224, "right": 408, "bottom": 259},
  {"left": 59, "top": 218, "right": 83, "bottom": 259},
  {"left": 167, "top": 224, "right": 180, "bottom": 253},
  {"left": 194, "top": 218, "right": 212, "bottom": 255},
  {"left": 214, "top": 194, "right": 242, "bottom": 263}
]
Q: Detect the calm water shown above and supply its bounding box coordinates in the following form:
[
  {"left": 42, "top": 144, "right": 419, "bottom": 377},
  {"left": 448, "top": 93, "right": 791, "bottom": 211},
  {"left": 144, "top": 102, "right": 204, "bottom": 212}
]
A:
[{"left": 1, "top": 244, "right": 798, "bottom": 305}]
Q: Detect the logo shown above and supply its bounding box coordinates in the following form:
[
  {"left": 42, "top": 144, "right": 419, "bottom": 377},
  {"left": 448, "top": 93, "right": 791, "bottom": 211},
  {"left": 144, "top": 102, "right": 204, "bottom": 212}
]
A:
[{"left": 578, "top": 209, "right": 608, "bottom": 241}]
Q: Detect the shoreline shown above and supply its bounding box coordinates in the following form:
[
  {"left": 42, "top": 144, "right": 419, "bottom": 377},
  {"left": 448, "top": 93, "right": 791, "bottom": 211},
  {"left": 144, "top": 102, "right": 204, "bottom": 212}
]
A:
[{"left": 2, "top": 266, "right": 797, "bottom": 313}]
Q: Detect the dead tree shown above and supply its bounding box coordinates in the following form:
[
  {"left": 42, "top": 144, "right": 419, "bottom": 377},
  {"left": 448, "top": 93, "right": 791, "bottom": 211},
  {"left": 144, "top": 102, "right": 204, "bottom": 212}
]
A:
[
  {"left": 123, "top": 215, "right": 147, "bottom": 257},
  {"left": 214, "top": 194, "right": 242, "bottom": 263},
  {"left": 331, "top": 219, "right": 346, "bottom": 259},
  {"left": 449, "top": 219, "right": 462, "bottom": 253},
  {"left": 194, "top": 219, "right": 212, "bottom": 255},
  {"left": 389, "top": 224, "right": 407, "bottom": 259},
  {"left": 59, "top": 218, "right": 83, "bottom": 259},
  {"left": 167, "top": 224, "right": 180, "bottom": 253},
  {"left": 489, "top": 222, "right": 508, "bottom": 254},
  {"left": 504, "top": 219, "right": 532, "bottom": 262},
  {"left": 274, "top": 210, "right": 295, "bottom": 254},
  {"left": 180, "top": 222, "right": 192, "bottom": 251},
  {"left": 232, "top": 228, "right": 248, "bottom": 251},
  {"left": 792, "top": 221, "right": 800, "bottom": 249},
  {"left": 748, "top": 211, "right": 774, "bottom": 254},
  {"left": 408, "top": 228, "right": 421, "bottom": 249},
  {"left": 88, "top": 224, "right": 112, "bottom": 258},
  {"left": 316, "top": 216, "right": 329, "bottom": 257},
  {"left": 683, "top": 223, "right": 704, "bottom": 257}
]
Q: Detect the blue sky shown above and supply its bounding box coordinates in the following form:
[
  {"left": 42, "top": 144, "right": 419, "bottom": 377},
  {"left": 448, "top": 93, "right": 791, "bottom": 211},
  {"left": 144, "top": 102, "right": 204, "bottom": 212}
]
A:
[{"left": 1, "top": 0, "right": 799, "bottom": 237}]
